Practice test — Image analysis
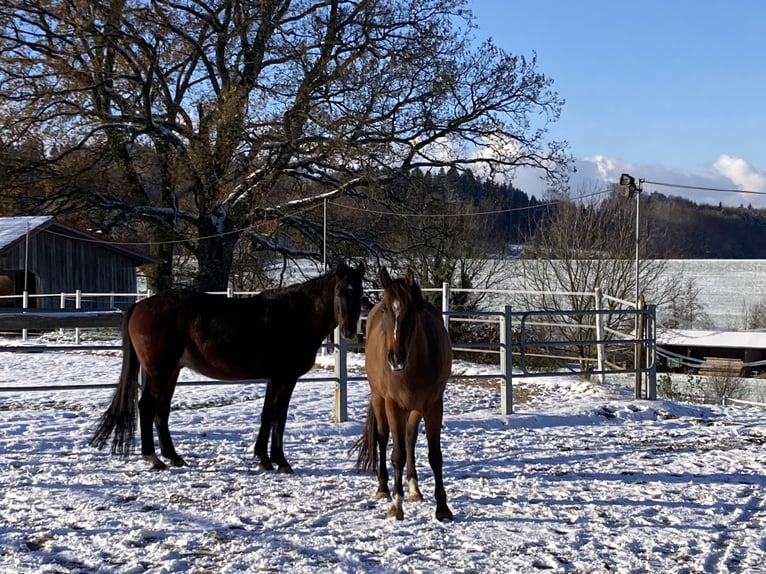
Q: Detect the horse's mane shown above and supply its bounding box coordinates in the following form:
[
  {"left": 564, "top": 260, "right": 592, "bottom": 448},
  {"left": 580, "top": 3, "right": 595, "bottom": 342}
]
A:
[{"left": 262, "top": 265, "right": 342, "bottom": 298}]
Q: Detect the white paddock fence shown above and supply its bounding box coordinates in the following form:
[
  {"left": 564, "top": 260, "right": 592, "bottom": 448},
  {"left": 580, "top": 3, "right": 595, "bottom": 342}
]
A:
[{"left": 0, "top": 285, "right": 660, "bottom": 418}]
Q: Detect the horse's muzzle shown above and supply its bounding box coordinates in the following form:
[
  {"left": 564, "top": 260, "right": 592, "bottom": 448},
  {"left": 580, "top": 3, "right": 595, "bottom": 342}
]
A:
[
  {"left": 388, "top": 352, "right": 406, "bottom": 372},
  {"left": 340, "top": 325, "right": 357, "bottom": 340}
]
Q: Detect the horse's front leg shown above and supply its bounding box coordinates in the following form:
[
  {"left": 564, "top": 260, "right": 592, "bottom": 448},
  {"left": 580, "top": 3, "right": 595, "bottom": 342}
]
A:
[
  {"left": 387, "top": 405, "right": 406, "bottom": 520},
  {"left": 405, "top": 411, "right": 423, "bottom": 502},
  {"left": 268, "top": 379, "right": 297, "bottom": 474},
  {"left": 373, "top": 396, "right": 391, "bottom": 500}
]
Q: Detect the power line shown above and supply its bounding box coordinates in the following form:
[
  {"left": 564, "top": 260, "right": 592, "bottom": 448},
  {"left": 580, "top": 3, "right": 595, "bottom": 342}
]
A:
[
  {"left": 41, "top": 202, "right": 324, "bottom": 248},
  {"left": 643, "top": 179, "right": 766, "bottom": 196},
  {"left": 39, "top": 187, "right": 616, "bottom": 249},
  {"left": 328, "top": 187, "right": 613, "bottom": 218}
]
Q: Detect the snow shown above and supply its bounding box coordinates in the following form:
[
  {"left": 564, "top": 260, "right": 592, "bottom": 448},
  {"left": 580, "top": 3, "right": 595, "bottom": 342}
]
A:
[
  {"left": 0, "top": 216, "right": 52, "bottom": 250},
  {"left": 1, "top": 341, "right": 766, "bottom": 573},
  {"left": 659, "top": 328, "right": 766, "bottom": 350}
]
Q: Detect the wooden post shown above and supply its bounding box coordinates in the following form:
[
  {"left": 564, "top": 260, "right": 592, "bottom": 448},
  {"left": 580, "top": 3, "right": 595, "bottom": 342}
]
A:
[
  {"left": 500, "top": 305, "right": 513, "bottom": 415},
  {"left": 635, "top": 295, "right": 646, "bottom": 399},
  {"left": 646, "top": 304, "right": 657, "bottom": 400},
  {"left": 594, "top": 287, "right": 606, "bottom": 384}
]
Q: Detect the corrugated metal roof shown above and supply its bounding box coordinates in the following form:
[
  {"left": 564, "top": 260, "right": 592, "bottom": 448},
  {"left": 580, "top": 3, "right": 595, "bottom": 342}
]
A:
[
  {"left": 0, "top": 216, "right": 53, "bottom": 251},
  {"left": 0, "top": 216, "right": 160, "bottom": 265}
]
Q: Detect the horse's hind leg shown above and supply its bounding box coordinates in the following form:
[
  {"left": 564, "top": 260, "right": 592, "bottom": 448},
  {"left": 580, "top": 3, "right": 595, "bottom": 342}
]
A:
[
  {"left": 155, "top": 368, "right": 185, "bottom": 467},
  {"left": 268, "top": 379, "right": 297, "bottom": 474},
  {"left": 425, "top": 402, "right": 453, "bottom": 522},
  {"left": 138, "top": 383, "right": 166, "bottom": 471},
  {"left": 138, "top": 368, "right": 183, "bottom": 471},
  {"left": 405, "top": 411, "right": 424, "bottom": 502},
  {"left": 254, "top": 383, "right": 275, "bottom": 471}
]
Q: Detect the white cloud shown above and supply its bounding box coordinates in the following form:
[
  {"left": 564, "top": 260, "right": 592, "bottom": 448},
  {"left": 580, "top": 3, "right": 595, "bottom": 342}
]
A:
[
  {"left": 564, "top": 155, "right": 766, "bottom": 209},
  {"left": 500, "top": 152, "right": 766, "bottom": 209},
  {"left": 712, "top": 154, "right": 766, "bottom": 193}
]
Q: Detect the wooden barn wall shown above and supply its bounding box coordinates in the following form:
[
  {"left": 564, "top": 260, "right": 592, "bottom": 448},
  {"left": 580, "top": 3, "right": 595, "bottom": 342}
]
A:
[{"left": 0, "top": 231, "right": 140, "bottom": 309}]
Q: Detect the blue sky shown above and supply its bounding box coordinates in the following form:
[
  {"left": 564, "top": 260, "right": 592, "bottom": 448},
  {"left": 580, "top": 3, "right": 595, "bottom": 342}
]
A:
[{"left": 470, "top": 0, "right": 766, "bottom": 207}]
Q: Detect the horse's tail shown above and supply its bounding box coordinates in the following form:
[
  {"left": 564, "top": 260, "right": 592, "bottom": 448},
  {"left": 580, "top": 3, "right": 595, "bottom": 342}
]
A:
[
  {"left": 89, "top": 304, "right": 141, "bottom": 457},
  {"left": 354, "top": 401, "right": 379, "bottom": 475}
]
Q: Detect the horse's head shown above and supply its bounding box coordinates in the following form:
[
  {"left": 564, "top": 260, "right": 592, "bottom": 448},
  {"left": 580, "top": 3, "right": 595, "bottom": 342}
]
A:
[
  {"left": 379, "top": 267, "right": 424, "bottom": 372},
  {"left": 334, "top": 262, "right": 365, "bottom": 340}
]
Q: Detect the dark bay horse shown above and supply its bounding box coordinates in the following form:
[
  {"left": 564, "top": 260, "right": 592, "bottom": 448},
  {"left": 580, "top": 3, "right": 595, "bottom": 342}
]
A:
[
  {"left": 355, "top": 268, "right": 453, "bottom": 521},
  {"left": 90, "top": 262, "right": 365, "bottom": 472}
]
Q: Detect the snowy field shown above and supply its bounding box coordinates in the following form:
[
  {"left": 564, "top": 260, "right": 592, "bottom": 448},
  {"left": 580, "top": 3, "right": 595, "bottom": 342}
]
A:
[
  {"left": 1, "top": 343, "right": 766, "bottom": 573},
  {"left": 493, "top": 259, "right": 766, "bottom": 330}
]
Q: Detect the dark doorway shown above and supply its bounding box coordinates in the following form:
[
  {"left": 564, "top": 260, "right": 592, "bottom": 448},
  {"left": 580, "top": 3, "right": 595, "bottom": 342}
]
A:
[{"left": 0, "top": 270, "right": 38, "bottom": 307}]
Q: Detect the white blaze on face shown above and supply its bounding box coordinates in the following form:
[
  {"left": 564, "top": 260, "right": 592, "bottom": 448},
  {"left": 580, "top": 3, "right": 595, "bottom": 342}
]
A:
[{"left": 392, "top": 300, "right": 401, "bottom": 342}]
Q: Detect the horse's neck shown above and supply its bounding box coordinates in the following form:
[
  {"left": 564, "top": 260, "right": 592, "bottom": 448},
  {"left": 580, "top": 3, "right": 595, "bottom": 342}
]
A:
[
  {"left": 412, "top": 306, "right": 443, "bottom": 347},
  {"left": 304, "top": 272, "right": 339, "bottom": 336}
]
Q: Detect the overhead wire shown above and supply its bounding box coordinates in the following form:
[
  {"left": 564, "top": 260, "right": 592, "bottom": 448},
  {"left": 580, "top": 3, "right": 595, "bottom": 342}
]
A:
[{"left": 36, "top": 177, "right": 765, "bottom": 248}]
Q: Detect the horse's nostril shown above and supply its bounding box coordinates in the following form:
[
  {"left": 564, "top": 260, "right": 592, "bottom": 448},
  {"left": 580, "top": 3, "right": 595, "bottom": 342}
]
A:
[{"left": 388, "top": 352, "right": 406, "bottom": 371}]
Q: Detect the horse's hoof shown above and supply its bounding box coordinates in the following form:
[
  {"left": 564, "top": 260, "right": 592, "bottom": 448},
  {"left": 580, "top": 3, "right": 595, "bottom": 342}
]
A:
[
  {"left": 435, "top": 507, "right": 454, "bottom": 522},
  {"left": 255, "top": 454, "right": 274, "bottom": 471},
  {"left": 387, "top": 506, "right": 404, "bottom": 520},
  {"left": 144, "top": 455, "right": 167, "bottom": 471},
  {"left": 170, "top": 457, "right": 187, "bottom": 468},
  {"left": 277, "top": 463, "right": 293, "bottom": 474},
  {"left": 408, "top": 492, "right": 424, "bottom": 503},
  {"left": 375, "top": 490, "right": 391, "bottom": 501}
]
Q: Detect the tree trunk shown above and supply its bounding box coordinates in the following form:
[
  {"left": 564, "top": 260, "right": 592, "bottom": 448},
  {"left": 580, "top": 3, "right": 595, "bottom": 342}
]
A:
[
  {"left": 192, "top": 216, "right": 239, "bottom": 292},
  {"left": 145, "top": 241, "right": 174, "bottom": 293}
]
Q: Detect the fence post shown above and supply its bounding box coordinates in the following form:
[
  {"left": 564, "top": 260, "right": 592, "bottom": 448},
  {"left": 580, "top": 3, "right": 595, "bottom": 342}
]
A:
[
  {"left": 634, "top": 295, "right": 646, "bottom": 399},
  {"left": 334, "top": 326, "right": 348, "bottom": 423},
  {"left": 646, "top": 304, "right": 657, "bottom": 400},
  {"left": 442, "top": 282, "right": 450, "bottom": 332},
  {"left": 594, "top": 287, "right": 606, "bottom": 384},
  {"left": 75, "top": 289, "right": 82, "bottom": 345},
  {"left": 59, "top": 292, "right": 66, "bottom": 335},
  {"left": 499, "top": 305, "right": 513, "bottom": 415},
  {"left": 22, "top": 290, "right": 28, "bottom": 342}
]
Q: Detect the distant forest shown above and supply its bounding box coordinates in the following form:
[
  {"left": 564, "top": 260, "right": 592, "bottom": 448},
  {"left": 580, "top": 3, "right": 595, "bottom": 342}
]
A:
[
  {"left": 427, "top": 169, "right": 766, "bottom": 259},
  {"left": 5, "top": 159, "right": 766, "bottom": 262}
]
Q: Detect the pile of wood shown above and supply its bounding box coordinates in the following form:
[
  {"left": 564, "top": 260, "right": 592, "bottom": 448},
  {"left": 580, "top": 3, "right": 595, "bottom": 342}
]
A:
[{"left": 698, "top": 357, "right": 744, "bottom": 377}]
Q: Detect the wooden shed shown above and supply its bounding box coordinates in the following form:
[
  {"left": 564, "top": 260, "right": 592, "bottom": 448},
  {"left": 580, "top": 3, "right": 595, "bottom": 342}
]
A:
[
  {"left": 657, "top": 328, "right": 766, "bottom": 377},
  {"left": 0, "top": 216, "right": 159, "bottom": 310}
]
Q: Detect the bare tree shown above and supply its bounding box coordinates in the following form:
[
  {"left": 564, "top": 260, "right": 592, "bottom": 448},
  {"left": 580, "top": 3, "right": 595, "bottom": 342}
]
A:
[
  {"left": 0, "top": 0, "right": 571, "bottom": 291},
  {"left": 516, "top": 186, "right": 686, "bottom": 369},
  {"left": 743, "top": 297, "right": 766, "bottom": 330},
  {"left": 661, "top": 276, "right": 711, "bottom": 329}
]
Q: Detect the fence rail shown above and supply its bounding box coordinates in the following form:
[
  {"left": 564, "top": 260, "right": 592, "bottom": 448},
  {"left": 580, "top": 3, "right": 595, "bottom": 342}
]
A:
[{"left": 0, "top": 285, "right": 659, "bottom": 417}]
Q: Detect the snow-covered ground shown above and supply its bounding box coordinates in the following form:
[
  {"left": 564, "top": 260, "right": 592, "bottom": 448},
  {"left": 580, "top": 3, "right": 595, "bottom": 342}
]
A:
[{"left": 1, "top": 343, "right": 766, "bottom": 573}]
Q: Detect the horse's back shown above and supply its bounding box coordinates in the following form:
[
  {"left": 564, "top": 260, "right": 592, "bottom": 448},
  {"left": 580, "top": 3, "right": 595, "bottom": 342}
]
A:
[
  {"left": 128, "top": 288, "right": 322, "bottom": 381},
  {"left": 127, "top": 289, "right": 267, "bottom": 380}
]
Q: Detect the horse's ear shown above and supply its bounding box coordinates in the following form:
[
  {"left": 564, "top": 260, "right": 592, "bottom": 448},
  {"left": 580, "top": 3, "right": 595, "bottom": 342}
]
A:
[
  {"left": 379, "top": 267, "right": 392, "bottom": 288},
  {"left": 407, "top": 269, "right": 425, "bottom": 311}
]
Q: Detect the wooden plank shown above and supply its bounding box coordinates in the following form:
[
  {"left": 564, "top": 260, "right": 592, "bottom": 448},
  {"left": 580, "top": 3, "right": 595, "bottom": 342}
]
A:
[
  {"left": 0, "top": 310, "right": 123, "bottom": 330},
  {"left": 699, "top": 356, "right": 743, "bottom": 377}
]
